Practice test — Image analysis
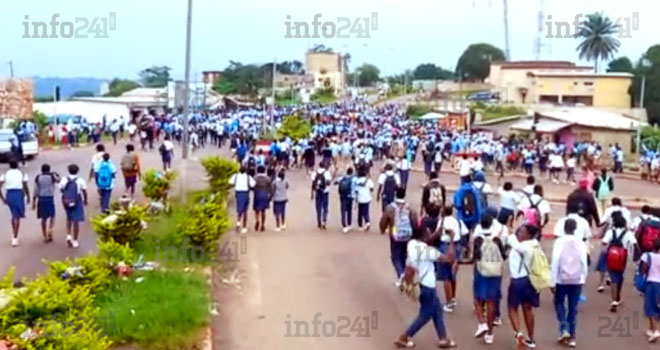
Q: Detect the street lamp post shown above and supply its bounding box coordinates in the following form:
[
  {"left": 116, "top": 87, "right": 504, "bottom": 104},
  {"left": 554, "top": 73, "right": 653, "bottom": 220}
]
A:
[
  {"left": 637, "top": 58, "right": 651, "bottom": 155},
  {"left": 181, "top": 0, "right": 193, "bottom": 160}
]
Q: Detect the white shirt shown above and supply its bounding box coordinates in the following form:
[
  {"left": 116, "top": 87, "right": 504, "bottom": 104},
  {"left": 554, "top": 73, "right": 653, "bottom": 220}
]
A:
[
  {"left": 566, "top": 158, "right": 577, "bottom": 168},
  {"left": 631, "top": 214, "right": 653, "bottom": 232},
  {"left": 474, "top": 221, "right": 509, "bottom": 239},
  {"left": 473, "top": 181, "right": 493, "bottom": 194},
  {"left": 355, "top": 177, "right": 375, "bottom": 203},
  {"left": 398, "top": 158, "right": 411, "bottom": 171},
  {"left": 498, "top": 188, "right": 520, "bottom": 210},
  {"left": 378, "top": 171, "right": 401, "bottom": 186},
  {"left": 459, "top": 159, "right": 472, "bottom": 177},
  {"left": 437, "top": 216, "right": 467, "bottom": 242},
  {"left": 1, "top": 169, "right": 28, "bottom": 190},
  {"left": 406, "top": 239, "right": 441, "bottom": 288},
  {"left": 601, "top": 205, "right": 632, "bottom": 227},
  {"left": 163, "top": 140, "right": 174, "bottom": 151},
  {"left": 551, "top": 235, "right": 589, "bottom": 285},
  {"left": 550, "top": 154, "right": 564, "bottom": 168},
  {"left": 91, "top": 152, "right": 105, "bottom": 171},
  {"left": 554, "top": 214, "right": 592, "bottom": 242},
  {"left": 59, "top": 175, "right": 87, "bottom": 194},
  {"left": 311, "top": 169, "right": 332, "bottom": 193},
  {"left": 229, "top": 173, "right": 255, "bottom": 192},
  {"left": 602, "top": 228, "right": 637, "bottom": 248},
  {"left": 507, "top": 234, "right": 540, "bottom": 279},
  {"left": 522, "top": 185, "right": 534, "bottom": 195},
  {"left": 517, "top": 193, "right": 551, "bottom": 218}
]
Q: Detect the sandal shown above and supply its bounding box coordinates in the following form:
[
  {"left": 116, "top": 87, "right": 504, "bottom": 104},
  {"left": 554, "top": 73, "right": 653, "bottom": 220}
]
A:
[
  {"left": 394, "top": 338, "right": 416, "bottom": 348},
  {"left": 438, "top": 339, "right": 457, "bottom": 348}
]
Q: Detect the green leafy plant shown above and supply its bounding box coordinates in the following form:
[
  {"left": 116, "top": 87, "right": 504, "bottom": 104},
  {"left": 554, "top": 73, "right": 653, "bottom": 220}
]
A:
[
  {"left": 98, "top": 240, "right": 136, "bottom": 266},
  {"left": 142, "top": 169, "right": 178, "bottom": 202},
  {"left": 46, "top": 254, "right": 113, "bottom": 294},
  {"left": 177, "top": 195, "right": 231, "bottom": 255},
  {"left": 277, "top": 114, "right": 312, "bottom": 141},
  {"left": 200, "top": 156, "right": 239, "bottom": 195},
  {"left": 92, "top": 204, "right": 147, "bottom": 246}
]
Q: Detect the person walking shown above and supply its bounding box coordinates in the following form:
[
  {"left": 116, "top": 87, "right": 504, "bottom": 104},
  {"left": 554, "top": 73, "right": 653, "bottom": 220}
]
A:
[
  {"left": 0, "top": 160, "right": 30, "bottom": 247},
  {"left": 94, "top": 153, "right": 117, "bottom": 214},
  {"left": 271, "top": 169, "right": 289, "bottom": 231},
  {"left": 33, "top": 164, "right": 60, "bottom": 243},
  {"left": 592, "top": 168, "right": 614, "bottom": 214},
  {"left": 120, "top": 144, "right": 141, "bottom": 198},
  {"left": 601, "top": 213, "right": 637, "bottom": 312},
  {"left": 159, "top": 136, "right": 175, "bottom": 171},
  {"left": 311, "top": 162, "right": 332, "bottom": 230},
  {"left": 377, "top": 163, "right": 401, "bottom": 213},
  {"left": 355, "top": 167, "right": 374, "bottom": 231},
  {"left": 437, "top": 206, "right": 468, "bottom": 313},
  {"left": 395, "top": 222, "right": 457, "bottom": 349},
  {"left": 640, "top": 239, "right": 660, "bottom": 342},
  {"left": 252, "top": 165, "right": 272, "bottom": 232},
  {"left": 229, "top": 166, "right": 255, "bottom": 234},
  {"left": 551, "top": 218, "right": 588, "bottom": 348},
  {"left": 336, "top": 167, "right": 356, "bottom": 233},
  {"left": 60, "top": 164, "right": 88, "bottom": 249},
  {"left": 380, "top": 188, "right": 417, "bottom": 284},
  {"left": 88, "top": 144, "right": 106, "bottom": 181}
]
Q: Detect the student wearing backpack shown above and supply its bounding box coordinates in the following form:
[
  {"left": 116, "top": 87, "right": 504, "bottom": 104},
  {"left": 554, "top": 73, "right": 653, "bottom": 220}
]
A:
[
  {"left": 640, "top": 239, "right": 660, "bottom": 342},
  {"left": 335, "top": 167, "right": 356, "bottom": 233},
  {"left": 88, "top": 144, "right": 105, "bottom": 182},
  {"left": 497, "top": 182, "right": 519, "bottom": 228},
  {"left": 421, "top": 172, "right": 446, "bottom": 216},
  {"left": 632, "top": 205, "right": 654, "bottom": 232},
  {"left": 459, "top": 213, "right": 506, "bottom": 344},
  {"left": 516, "top": 185, "right": 550, "bottom": 229},
  {"left": 60, "top": 164, "right": 88, "bottom": 249},
  {"left": 394, "top": 222, "right": 457, "bottom": 349},
  {"left": 377, "top": 163, "right": 401, "bottom": 212},
  {"left": 271, "top": 169, "right": 289, "bottom": 232},
  {"left": 252, "top": 165, "right": 273, "bottom": 232},
  {"left": 601, "top": 213, "right": 637, "bottom": 312},
  {"left": 94, "top": 153, "right": 117, "bottom": 214},
  {"left": 566, "top": 178, "right": 600, "bottom": 226},
  {"left": 472, "top": 171, "right": 493, "bottom": 209},
  {"left": 0, "top": 160, "right": 30, "bottom": 247},
  {"left": 33, "top": 164, "right": 60, "bottom": 243},
  {"left": 120, "top": 144, "right": 141, "bottom": 198},
  {"left": 311, "top": 162, "right": 332, "bottom": 230},
  {"left": 592, "top": 168, "right": 614, "bottom": 214},
  {"left": 229, "top": 166, "right": 256, "bottom": 234},
  {"left": 453, "top": 179, "right": 485, "bottom": 253},
  {"left": 550, "top": 219, "right": 588, "bottom": 348},
  {"left": 507, "top": 224, "right": 547, "bottom": 349},
  {"left": 159, "top": 135, "right": 175, "bottom": 171},
  {"left": 397, "top": 155, "right": 411, "bottom": 189},
  {"left": 436, "top": 206, "right": 467, "bottom": 313},
  {"left": 380, "top": 188, "right": 417, "bottom": 282},
  {"left": 355, "top": 167, "right": 375, "bottom": 231}
]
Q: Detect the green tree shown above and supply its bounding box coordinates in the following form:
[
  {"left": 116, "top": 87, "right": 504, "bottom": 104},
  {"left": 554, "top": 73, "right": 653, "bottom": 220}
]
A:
[
  {"left": 575, "top": 13, "right": 620, "bottom": 72},
  {"left": 212, "top": 79, "right": 237, "bottom": 94},
  {"left": 413, "top": 64, "right": 455, "bottom": 80},
  {"left": 310, "top": 44, "right": 333, "bottom": 53},
  {"left": 139, "top": 66, "right": 172, "bottom": 87},
  {"left": 71, "top": 90, "right": 95, "bottom": 98},
  {"left": 105, "top": 79, "right": 140, "bottom": 97},
  {"left": 607, "top": 57, "right": 633, "bottom": 73},
  {"left": 356, "top": 63, "right": 381, "bottom": 87},
  {"left": 455, "top": 43, "right": 506, "bottom": 82}
]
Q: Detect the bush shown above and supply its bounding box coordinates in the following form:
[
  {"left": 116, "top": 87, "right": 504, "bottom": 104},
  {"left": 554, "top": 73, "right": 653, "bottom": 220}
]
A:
[
  {"left": 92, "top": 204, "right": 147, "bottom": 246},
  {"left": 98, "top": 240, "right": 136, "bottom": 266},
  {"left": 200, "top": 156, "right": 239, "bottom": 195},
  {"left": 142, "top": 169, "right": 178, "bottom": 202},
  {"left": 278, "top": 114, "right": 312, "bottom": 141},
  {"left": 0, "top": 274, "right": 111, "bottom": 350},
  {"left": 177, "top": 195, "right": 231, "bottom": 255},
  {"left": 46, "top": 254, "right": 113, "bottom": 294}
]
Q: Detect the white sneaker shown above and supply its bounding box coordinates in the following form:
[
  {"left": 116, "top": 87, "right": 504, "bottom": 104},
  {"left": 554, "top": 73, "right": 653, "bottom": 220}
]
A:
[
  {"left": 493, "top": 317, "right": 502, "bottom": 326},
  {"left": 275, "top": 227, "right": 281, "bottom": 232},
  {"left": 484, "top": 333, "right": 494, "bottom": 344},
  {"left": 281, "top": 224, "right": 286, "bottom": 230},
  {"left": 443, "top": 304, "right": 454, "bottom": 313},
  {"left": 72, "top": 240, "right": 80, "bottom": 249},
  {"left": 474, "top": 323, "right": 488, "bottom": 338},
  {"left": 449, "top": 299, "right": 458, "bottom": 308},
  {"left": 241, "top": 228, "right": 248, "bottom": 234},
  {"left": 343, "top": 227, "right": 349, "bottom": 233},
  {"left": 650, "top": 330, "right": 660, "bottom": 343},
  {"left": 11, "top": 238, "right": 19, "bottom": 247}
]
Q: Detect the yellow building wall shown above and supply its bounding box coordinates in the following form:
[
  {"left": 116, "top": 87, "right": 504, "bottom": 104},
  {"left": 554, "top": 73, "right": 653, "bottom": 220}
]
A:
[
  {"left": 594, "top": 77, "right": 632, "bottom": 108},
  {"left": 531, "top": 76, "right": 631, "bottom": 108}
]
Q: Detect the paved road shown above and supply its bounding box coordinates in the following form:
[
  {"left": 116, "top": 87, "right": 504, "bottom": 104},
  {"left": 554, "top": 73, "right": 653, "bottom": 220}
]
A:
[{"left": 213, "top": 160, "right": 654, "bottom": 350}]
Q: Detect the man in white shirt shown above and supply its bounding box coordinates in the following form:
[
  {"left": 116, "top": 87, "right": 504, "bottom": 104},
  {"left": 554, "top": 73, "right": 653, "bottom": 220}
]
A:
[
  {"left": 554, "top": 212, "right": 592, "bottom": 242},
  {"left": 459, "top": 155, "right": 472, "bottom": 183},
  {"left": 88, "top": 144, "right": 106, "bottom": 182},
  {"left": 550, "top": 218, "right": 588, "bottom": 347}
]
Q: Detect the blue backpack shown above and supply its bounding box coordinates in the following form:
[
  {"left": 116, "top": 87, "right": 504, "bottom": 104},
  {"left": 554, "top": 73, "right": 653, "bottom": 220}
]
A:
[
  {"left": 635, "top": 254, "right": 652, "bottom": 293},
  {"left": 453, "top": 183, "right": 484, "bottom": 225},
  {"left": 61, "top": 178, "right": 79, "bottom": 208},
  {"left": 96, "top": 162, "right": 114, "bottom": 190}
]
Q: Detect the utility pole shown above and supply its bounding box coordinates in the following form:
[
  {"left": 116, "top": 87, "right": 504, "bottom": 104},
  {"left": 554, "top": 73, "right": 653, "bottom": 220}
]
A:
[
  {"left": 8, "top": 61, "right": 14, "bottom": 78},
  {"left": 181, "top": 0, "right": 193, "bottom": 160},
  {"left": 637, "top": 73, "right": 647, "bottom": 154},
  {"left": 271, "top": 57, "right": 276, "bottom": 126}
]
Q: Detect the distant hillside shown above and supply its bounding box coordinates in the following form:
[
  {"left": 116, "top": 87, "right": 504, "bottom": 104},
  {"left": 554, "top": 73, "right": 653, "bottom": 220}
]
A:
[{"left": 32, "top": 77, "right": 108, "bottom": 98}]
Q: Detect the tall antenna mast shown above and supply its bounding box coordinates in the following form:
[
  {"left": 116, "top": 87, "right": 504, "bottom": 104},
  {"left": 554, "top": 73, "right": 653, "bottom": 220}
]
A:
[
  {"left": 533, "top": 0, "right": 545, "bottom": 59},
  {"left": 502, "top": 0, "right": 511, "bottom": 60}
]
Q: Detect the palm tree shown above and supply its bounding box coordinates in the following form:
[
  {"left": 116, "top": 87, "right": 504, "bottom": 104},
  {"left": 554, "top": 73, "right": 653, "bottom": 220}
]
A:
[{"left": 574, "top": 13, "right": 620, "bottom": 72}]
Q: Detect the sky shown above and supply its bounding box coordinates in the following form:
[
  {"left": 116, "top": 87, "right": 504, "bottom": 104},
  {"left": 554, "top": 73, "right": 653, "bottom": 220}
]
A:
[{"left": 1, "top": 0, "right": 658, "bottom": 80}]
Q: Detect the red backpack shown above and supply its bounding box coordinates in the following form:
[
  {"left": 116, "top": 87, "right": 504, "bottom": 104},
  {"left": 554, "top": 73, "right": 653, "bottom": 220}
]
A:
[
  {"left": 606, "top": 229, "right": 628, "bottom": 272},
  {"left": 639, "top": 219, "right": 660, "bottom": 253}
]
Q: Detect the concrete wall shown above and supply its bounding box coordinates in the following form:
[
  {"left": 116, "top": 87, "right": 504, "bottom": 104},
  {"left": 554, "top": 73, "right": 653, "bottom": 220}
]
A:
[
  {"left": 594, "top": 77, "right": 632, "bottom": 108},
  {"left": 569, "top": 125, "right": 634, "bottom": 153}
]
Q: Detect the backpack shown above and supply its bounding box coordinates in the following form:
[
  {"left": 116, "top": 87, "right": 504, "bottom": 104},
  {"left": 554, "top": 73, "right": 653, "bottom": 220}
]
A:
[
  {"left": 520, "top": 244, "right": 552, "bottom": 291},
  {"left": 454, "top": 185, "right": 483, "bottom": 224},
  {"left": 523, "top": 194, "right": 542, "bottom": 227},
  {"left": 392, "top": 203, "right": 413, "bottom": 242},
  {"left": 639, "top": 219, "right": 660, "bottom": 253},
  {"left": 558, "top": 239, "right": 584, "bottom": 284},
  {"left": 597, "top": 176, "right": 611, "bottom": 200},
  {"left": 606, "top": 229, "right": 628, "bottom": 272},
  {"left": 314, "top": 172, "right": 327, "bottom": 192},
  {"left": 635, "top": 253, "right": 652, "bottom": 293},
  {"left": 120, "top": 153, "right": 137, "bottom": 172},
  {"left": 383, "top": 175, "right": 397, "bottom": 199},
  {"left": 61, "top": 178, "right": 79, "bottom": 208},
  {"left": 476, "top": 183, "right": 489, "bottom": 208},
  {"left": 428, "top": 181, "right": 444, "bottom": 207},
  {"left": 338, "top": 176, "right": 353, "bottom": 198},
  {"left": 477, "top": 235, "right": 504, "bottom": 277},
  {"left": 96, "top": 162, "right": 114, "bottom": 190}
]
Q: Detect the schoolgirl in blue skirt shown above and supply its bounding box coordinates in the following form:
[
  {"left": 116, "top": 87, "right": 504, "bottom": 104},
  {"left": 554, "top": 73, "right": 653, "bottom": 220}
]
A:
[{"left": 0, "top": 160, "right": 30, "bottom": 247}]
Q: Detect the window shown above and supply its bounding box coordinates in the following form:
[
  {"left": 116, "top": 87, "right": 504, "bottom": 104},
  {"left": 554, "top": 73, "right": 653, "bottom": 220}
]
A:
[
  {"left": 573, "top": 81, "right": 578, "bottom": 85},
  {"left": 583, "top": 81, "right": 594, "bottom": 86}
]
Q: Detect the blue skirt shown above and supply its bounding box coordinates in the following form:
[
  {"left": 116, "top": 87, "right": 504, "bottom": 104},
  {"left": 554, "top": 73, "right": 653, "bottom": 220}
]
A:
[
  {"left": 64, "top": 199, "right": 85, "bottom": 222},
  {"left": 508, "top": 276, "right": 540, "bottom": 308},
  {"left": 253, "top": 190, "right": 270, "bottom": 211},
  {"left": 645, "top": 282, "right": 660, "bottom": 317},
  {"left": 235, "top": 191, "right": 249, "bottom": 215},
  {"left": 497, "top": 207, "right": 514, "bottom": 225},
  {"left": 6, "top": 189, "right": 25, "bottom": 219},
  {"left": 273, "top": 200, "right": 287, "bottom": 216},
  {"left": 436, "top": 243, "right": 460, "bottom": 281},
  {"left": 473, "top": 268, "right": 502, "bottom": 302},
  {"left": 37, "top": 196, "right": 55, "bottom": 219},
  {"left": 595, "top": 251, "right": 608, "bottom": 272}
]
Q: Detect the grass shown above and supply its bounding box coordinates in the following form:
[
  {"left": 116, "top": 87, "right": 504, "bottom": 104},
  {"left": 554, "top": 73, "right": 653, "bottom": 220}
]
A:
[
  {"left": 311, "top": 93, "right": 337, "bottom": 104},
  {"left": 475, "top": 103, "right": 527, "bottom": 122},
  {"left": 94, "top": 269, "right": 210, "bottom": 350}
]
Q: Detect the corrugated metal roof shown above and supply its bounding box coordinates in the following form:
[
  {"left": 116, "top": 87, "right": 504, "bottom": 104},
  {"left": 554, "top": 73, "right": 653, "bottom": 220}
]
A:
[
  {"left": 539, "top": 108, "right": 640, "bottom": 130},
  {"left": 511, "top": 118, "right": 571, "bottom": 133}
]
